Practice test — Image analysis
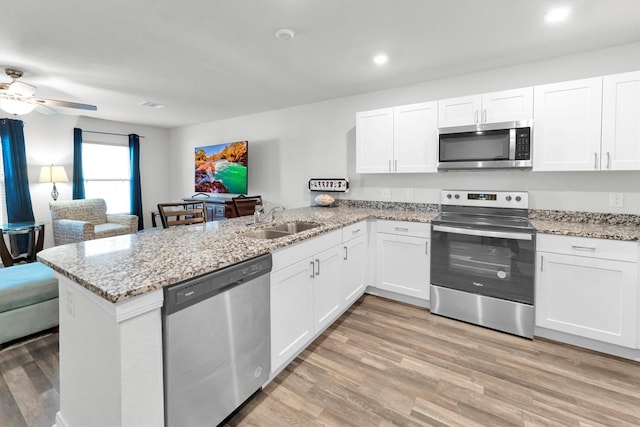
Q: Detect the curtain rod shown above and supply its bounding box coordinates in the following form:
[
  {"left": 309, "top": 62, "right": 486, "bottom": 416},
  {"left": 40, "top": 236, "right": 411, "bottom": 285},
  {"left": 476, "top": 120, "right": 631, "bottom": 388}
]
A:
[{"left": 82, "top": 130, "right": 146, "bottom": 139}]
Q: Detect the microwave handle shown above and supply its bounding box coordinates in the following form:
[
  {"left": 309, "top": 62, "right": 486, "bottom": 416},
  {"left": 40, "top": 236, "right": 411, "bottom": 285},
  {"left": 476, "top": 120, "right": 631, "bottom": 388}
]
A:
[{"left": 432, "top": 224, "right": 533, "bottom": 241}]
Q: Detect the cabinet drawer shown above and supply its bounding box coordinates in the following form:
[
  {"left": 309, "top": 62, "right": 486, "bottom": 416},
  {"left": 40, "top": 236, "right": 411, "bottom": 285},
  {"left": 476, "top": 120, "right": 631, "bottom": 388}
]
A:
[
  {"left": 537, "top": 234, "right": 637, "bottom": 262},
  {"left": 376, "top": 220, "right": 430, "bottom": 238},
  {"left": 342, "top": 221, "right": 367, "bottom": 242}
]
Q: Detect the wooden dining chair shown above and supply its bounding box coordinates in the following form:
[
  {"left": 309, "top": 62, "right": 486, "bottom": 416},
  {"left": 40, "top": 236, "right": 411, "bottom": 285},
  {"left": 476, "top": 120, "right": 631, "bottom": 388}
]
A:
[
  {"left": 157, "top": 202, "right": 207, "bottom": 228},
  {"left": 232, "top": 195, "right": 263, "bottom": 217}
]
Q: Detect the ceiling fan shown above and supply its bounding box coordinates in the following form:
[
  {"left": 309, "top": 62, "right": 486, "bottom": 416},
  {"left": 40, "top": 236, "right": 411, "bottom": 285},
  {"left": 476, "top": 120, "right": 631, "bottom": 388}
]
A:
[{"left": 0, "top": 68, "right": 97, "bottom": 116}]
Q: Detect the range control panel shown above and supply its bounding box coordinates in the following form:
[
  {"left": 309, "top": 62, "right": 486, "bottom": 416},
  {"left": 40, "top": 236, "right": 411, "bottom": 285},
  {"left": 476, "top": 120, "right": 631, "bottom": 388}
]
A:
[
  {"left": 308, "top": 178, "right": 349, "bottom": 192},
  {"left": 441, "top": 190, "right": 529, "bottom": 209}
]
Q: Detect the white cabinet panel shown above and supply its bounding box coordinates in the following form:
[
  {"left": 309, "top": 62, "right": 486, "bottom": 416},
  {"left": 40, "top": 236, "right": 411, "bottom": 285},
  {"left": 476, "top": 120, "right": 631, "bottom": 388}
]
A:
[
  {"left": 482, "top": 87, "right": 533, "bottom": 123},
  {"left": 602, "top": 71, "right": 640, "bottom": 171},
  {"left": 313, "top": 246, "right": 343, "bottom": 333},
  {"left": 536, "top": 252, "right": 637, "bottom": 348},
  {"left": 394, "top": 102, "right": 438, "bottom": 173},
  {"left": 270, "top": 259, "right": 314, "bottom": 373},
  {"left": 356, "top": 108, "right": 394, "bottom": 173},
  {"left": 533, "top": 77, "right": 603, "bottom": 171},
  {"left": 342, "top": 234, "right": 367, "bottom": 306},
  {"left": 376, "top": 232, "right": 430, "bottom": 300},
  {"left": 438, "top": 94, "right": 481, "bottom": 128}
]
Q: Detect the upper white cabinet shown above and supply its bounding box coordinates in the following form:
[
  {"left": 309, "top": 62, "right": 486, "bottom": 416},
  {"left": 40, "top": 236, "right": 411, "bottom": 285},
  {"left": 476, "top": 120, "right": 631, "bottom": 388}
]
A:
[
  {"left": 438, "top": 87, "right": 533, "bottom": 128},
  {"left": 356, "top": 101, "right": 437, "bottom": 174},
  {"left": 601, "top": 71, "right": 640, "bottom": 171}
]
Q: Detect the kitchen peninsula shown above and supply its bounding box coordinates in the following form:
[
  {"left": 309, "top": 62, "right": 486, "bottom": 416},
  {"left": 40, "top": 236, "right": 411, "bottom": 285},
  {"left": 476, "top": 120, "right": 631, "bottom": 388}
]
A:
[{"left": 37, "top": 204, "right": 640, "bottom": 427}]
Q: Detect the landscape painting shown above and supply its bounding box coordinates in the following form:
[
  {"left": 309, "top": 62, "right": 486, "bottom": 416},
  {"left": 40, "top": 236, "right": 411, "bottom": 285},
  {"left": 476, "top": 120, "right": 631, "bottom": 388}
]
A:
[{"left": 194, "top": 141, "right": 248, "bottom": 194}]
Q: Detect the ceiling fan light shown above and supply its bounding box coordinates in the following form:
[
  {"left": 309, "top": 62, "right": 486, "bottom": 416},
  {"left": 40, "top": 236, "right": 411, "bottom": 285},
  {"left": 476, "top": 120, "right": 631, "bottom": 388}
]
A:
[
  {"left": 8, "top": 81, "right": 36, "bottom": 97},
  {"left": 0, "top": 96, "right": 36, "bottom": 115}
]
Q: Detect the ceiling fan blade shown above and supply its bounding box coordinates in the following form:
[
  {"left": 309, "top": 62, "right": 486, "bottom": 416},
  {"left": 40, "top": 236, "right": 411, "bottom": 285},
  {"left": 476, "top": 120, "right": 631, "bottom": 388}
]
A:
[
  {"left": 34, "top": 98, "right": 97, "bottom": 111},
  {"left": 30, "top": 102, "right": 57, "bottom": 115}
]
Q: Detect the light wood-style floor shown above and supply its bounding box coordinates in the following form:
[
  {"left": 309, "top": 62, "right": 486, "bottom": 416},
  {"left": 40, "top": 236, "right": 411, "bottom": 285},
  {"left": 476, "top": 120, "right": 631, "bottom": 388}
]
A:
[{"left": 2, "top": 295, "right": 639, "bottom": 427}]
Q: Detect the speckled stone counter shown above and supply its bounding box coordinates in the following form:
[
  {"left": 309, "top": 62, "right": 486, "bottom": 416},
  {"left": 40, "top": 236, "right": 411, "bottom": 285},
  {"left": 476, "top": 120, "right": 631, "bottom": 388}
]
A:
[
  {"left": 529, "top": 209, "right": 640, "bottom": 241},
  {"left": 37, "top": 206, "right": 438, "bottom": 303}
]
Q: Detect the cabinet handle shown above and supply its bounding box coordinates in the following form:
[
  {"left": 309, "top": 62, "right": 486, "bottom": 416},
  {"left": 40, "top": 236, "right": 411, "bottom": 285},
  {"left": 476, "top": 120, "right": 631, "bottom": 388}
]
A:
[
  {"left": 607, "top": 152, "right": 611, "bottom": 169},
  {"left": 310, "top": 260, "right": 315, "bottom": 278},
  {"left": 482, "top": 109, "right": 487, "bottom": 123},
  {"left": 395, "top": 227, "right": 409, "bottom": 232},
  {"left": 474, "top": 110, "right": 479, "bottom": 124},
  {"left": 540, "top": 255, "right": 544, "bottom": 272},
  {"left": 344, "top": 246, "right": 348, "bottom": 261},
  {"left": 352, "top": 229, "right": 361, "bottom": 234},
  {"left": 571, "top": 245, "right": 596, "bottom": 252},
  {"left": 594, "top": 152, "right": 598, "bottom": 169},
  {"left": 388, "top": 160, "right": 392, "bottom": 172},
  {"left": 316, "top": 259, "right": 320, "bottom": 276},
  {"left": 425, "top": 241, "right": 429, "bottom": 255},
  {"left": 395, "top": 159, "right": 398, "bottom": 172}
]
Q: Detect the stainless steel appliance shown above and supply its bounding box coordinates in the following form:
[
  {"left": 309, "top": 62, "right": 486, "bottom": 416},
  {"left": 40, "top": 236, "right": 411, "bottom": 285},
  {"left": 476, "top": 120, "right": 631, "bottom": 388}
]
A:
[
  {"left": 438, "top": 120, "right": 532, "bottom": 170},
  {"left": 430, "top": 190, "right": 535, "bottom": 338},
  {"left": 162, "top": 254, "right": 272, "bottom": 427}
]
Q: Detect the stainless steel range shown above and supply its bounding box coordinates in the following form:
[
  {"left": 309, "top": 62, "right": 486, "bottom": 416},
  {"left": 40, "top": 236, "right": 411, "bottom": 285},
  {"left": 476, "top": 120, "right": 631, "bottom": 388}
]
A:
[{"left": 430, "top": 190, "right": 536, "bottom": 338}]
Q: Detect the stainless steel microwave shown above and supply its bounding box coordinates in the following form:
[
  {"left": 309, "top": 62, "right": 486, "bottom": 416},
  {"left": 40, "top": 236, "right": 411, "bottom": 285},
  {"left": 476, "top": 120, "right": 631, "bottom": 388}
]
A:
[{"left": 438, "top": 120, "right": 533, "bottom": 170}]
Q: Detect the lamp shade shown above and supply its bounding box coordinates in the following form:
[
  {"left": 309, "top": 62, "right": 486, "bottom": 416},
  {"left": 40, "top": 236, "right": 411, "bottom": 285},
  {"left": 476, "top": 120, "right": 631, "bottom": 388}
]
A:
[
  {"left": 0, "top": 97, "right": 36, "bottom": 115},
  {"left": 39, "top": 165, "right": 69, "bottom": 183}
]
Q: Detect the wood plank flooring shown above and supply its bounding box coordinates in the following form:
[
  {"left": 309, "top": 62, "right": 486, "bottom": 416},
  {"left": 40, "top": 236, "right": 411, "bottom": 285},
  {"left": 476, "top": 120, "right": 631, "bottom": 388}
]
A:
[{"left": 2, "top": 295, "right": 639, "bottom": 426}]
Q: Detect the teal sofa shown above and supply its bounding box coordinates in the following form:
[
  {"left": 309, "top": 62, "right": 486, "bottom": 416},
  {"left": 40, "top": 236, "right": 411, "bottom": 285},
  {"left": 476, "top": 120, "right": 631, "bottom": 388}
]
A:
[{"left": 0, "top": 262, "right": 58, "bottom": 345}]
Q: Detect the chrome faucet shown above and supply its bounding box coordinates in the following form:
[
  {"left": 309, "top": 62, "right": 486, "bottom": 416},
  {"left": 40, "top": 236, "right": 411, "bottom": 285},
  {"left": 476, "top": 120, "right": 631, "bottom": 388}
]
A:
[{"left": 253, "top": 205, "right": 285, "bottom": 225}]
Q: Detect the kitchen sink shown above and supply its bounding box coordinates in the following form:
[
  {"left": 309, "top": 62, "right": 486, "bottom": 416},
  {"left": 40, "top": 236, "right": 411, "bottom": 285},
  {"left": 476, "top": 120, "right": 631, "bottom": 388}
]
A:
[
  {"left": 269, "top": 222, "right": 321, "bottom": 233},
  {"left": 241, "top": 222, "right": 321, "bottom": 239}
]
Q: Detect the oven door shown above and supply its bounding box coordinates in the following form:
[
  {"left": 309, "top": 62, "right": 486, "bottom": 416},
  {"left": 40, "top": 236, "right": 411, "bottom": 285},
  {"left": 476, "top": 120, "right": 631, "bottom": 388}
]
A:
[{"left": 430, "top": 224, "right": 535, "bottom": 304}]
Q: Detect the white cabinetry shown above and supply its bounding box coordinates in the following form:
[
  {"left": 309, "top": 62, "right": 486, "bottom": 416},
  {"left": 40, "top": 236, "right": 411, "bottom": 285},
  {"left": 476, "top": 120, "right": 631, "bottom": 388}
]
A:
[
  {"left": 602, "top": 71, "right": 640, "bottom": 170},
  {"left": 533, "top": 77, "right": 604, "bottom": 171},
  {"left": 438, "top": 87, "right": 533, "bottom": 128},
  {"left": 375, "top": 220, "right": 430, "bottom": 300},
  {"left": 270, "top": 230, "right": 341, "bottom": 374},
  {"left": 341, "top": 222, "right": 367, "bottom": 306},
  {"left": 356, "top": 101, "right": 437, "bottom": 173},
  {"left": 536, "top": 234, "right": 638, "bottom": 349}
]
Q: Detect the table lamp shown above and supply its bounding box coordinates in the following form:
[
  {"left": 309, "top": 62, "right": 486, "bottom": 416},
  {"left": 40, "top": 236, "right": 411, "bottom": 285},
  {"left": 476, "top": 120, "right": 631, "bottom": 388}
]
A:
[{"left": 39, "top": 164, "right": 69, "bottom": 201}]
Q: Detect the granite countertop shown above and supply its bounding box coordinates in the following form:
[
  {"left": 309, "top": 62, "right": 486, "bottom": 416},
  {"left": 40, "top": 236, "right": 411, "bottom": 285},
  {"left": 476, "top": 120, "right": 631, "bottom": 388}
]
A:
[
  {"left": 37, "top": 206, "right": 438, "bottom": 303},
  {"left": 37, "top": 204, "right": 639, "bottom": 304}
]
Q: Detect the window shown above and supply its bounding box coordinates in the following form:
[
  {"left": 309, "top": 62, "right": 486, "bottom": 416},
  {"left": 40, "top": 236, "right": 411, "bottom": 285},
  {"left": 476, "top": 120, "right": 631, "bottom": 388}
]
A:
[{"left": 82, "top": 142, "right": 130, "bottom": 214}]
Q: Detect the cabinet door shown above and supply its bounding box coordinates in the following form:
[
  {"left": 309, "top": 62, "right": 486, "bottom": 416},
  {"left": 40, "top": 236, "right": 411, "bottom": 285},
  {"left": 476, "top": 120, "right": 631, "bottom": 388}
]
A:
[
  {"left": 342, "top": 234, "right": 367, "bottom": 306},
  {"left": 313, "top": 246, "right": 343, "bottom": 333},
  {"left": 533, "top": 77, "right": 603, "bottom": 171},
  {"left": 270, "top": 258, "right": 314, "bottom": 373},
  {"left": 356, "top": 108, "right": 394, "bottom": 173},
  {"left": 376, "top": 233, "right": 430, "bottom": 300},
  {"left": 481, "top": 87, "right": 533, "bottom": 123},
  {"left": 536, "top": 252, "right": 638, "bottom": 348},
  {"left": 393, "top": 101, "right": 438, "bottom": 173},
  {"left": 438, "top": 94, "right": 482, "bottom": 127},
  {"left": 602, "top": 71, "right": 640, "bottom": 171}
]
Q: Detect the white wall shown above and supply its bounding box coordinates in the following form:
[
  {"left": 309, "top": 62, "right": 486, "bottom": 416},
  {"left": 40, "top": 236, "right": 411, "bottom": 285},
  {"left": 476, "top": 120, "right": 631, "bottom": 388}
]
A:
[
  {"left": 169, "top": 42, "right": 640, "bottom": 214},
  {"left": 18, "top": 114, "right": 170, "bottom": 248}
]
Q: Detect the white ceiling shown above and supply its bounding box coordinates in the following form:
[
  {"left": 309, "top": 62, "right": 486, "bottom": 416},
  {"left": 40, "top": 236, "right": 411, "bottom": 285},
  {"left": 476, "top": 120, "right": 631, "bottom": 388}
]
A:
[{"left": 2, "top": 0, "right": 639, "bottom": 128}]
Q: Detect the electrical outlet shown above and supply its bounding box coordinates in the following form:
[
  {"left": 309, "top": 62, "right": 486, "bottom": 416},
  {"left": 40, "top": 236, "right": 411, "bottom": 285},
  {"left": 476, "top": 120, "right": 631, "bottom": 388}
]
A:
[
  {"left": 66, "top": 288, "right": 75, "bottom": 317},
  {"left": 609, "top": 193, "right": 624, "bottom": 208},
  {"left": 380, "top": 188, "right": 392, "bottom": 200},
  {"left": 404, "top": 189, "right": 414, "bottom": 200}
]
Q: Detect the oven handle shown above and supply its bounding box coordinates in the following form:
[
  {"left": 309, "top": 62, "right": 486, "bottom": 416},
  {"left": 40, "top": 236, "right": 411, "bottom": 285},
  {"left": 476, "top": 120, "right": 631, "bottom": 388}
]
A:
[{"left": 432, "top": 225, "right": 533, "bottom": 241}]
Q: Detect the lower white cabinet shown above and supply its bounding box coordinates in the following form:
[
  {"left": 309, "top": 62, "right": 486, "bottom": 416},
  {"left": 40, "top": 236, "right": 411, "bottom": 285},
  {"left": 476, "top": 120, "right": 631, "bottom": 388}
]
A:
[
  {"left": 375, "top": 220, "right": 430, "bottom": 300},
  {"left": 313, "top": 245, "right": 343, "bottom": 333},
  {"left": 342, "top": 234, "right": 367, "bottom": 306},
  {"left": 536, "top": 234, "right": 639, "bottom": 349}
]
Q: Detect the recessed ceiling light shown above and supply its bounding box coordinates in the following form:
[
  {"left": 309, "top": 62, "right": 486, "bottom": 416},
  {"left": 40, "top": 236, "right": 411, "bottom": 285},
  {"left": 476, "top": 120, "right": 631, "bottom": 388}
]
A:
[
  {"left": 275, "top": 28, "right": 295, "bottom": 40},
  {"left": 373, "top": 54, "right": 389, "bottom": 65},
  {"left": 544, "top": 7, "right": 570, "bottom": 23}
]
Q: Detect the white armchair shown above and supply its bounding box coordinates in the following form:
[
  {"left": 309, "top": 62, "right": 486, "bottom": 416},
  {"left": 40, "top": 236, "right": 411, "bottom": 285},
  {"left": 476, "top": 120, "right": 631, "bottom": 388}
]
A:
[{"left": 50, "top": 198, "right": 138, "bottom": 246}]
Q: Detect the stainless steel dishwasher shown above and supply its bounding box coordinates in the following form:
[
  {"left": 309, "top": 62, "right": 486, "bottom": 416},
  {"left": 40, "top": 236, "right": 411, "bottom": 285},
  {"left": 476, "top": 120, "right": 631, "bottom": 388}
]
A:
[{"left": 162, "top": 253, "right": 272, "bottom": 427}]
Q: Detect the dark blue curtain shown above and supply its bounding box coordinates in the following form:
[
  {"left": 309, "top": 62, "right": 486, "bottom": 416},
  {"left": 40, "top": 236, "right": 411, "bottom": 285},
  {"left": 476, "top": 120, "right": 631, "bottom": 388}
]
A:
[
  {"left": 1, "top": 118, "right": 35, "bottom": 253},
  {"left": 72, "top": 128, "right": 85, "bottom": 199},
  {"left": 129, "top": 134, "right": 143, "bottom": 230}
]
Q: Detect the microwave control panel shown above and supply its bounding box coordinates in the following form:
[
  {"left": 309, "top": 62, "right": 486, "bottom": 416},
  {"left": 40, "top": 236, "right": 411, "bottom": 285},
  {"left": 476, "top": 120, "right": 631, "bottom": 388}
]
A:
[
  {"left": 308, "top": 178, "right": 349, "bottom": 192},
  {"left": 515, "top": 128, "right": 531, "bottom": 160}
]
